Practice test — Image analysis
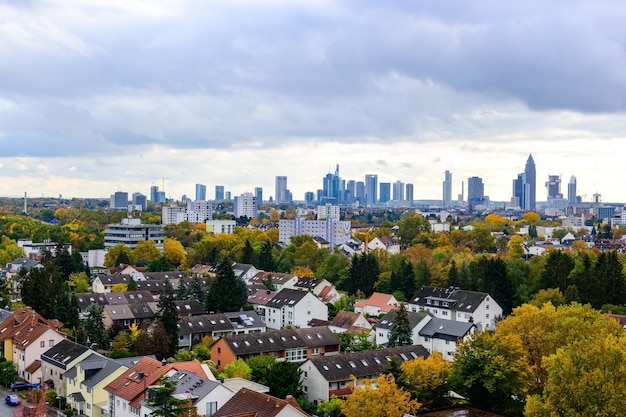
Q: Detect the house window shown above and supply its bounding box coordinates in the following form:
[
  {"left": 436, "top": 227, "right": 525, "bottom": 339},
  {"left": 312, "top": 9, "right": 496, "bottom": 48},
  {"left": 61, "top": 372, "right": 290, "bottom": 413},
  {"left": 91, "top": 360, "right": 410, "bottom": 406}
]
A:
[
  {"left": 130, "top": 406, "right": 140, "bottom": 415},
  {"left": 445, "top": 340, "right": 450, "bottom": 345},
  {"left": 217, "top": 347, "right": 221, "bottom": 354},
  {"left": 486, "top": 304, "right": 490, "bottom": 310},
  {"left": 424, "top": 337, "right": 430, "bottom": 342},
  {"left": 206, "top": 402, "right": 218, "bottom": 417},
  {"left": 486, "top": 314, "right": 490, "bottom": 319},
  {"left": 442, "top": 311, "right": 448, "bottom": 316},
  {"left": 40, "top": 341, "right": 45, "bottom": 348},
  {"left": 49, "top": 340, "right": 54, "bottom": 347},
  {"left": 87, "top": 404, "right": 91, "bottom": 410},
  {"left": 87, "top": 387, "right": 91, "bottom": 394},
  {"left": 311, "top": 348, "right": 319, "bottom": 355},
  {"left": 286, "top": 348, "right": 307, "bottom": 362}
]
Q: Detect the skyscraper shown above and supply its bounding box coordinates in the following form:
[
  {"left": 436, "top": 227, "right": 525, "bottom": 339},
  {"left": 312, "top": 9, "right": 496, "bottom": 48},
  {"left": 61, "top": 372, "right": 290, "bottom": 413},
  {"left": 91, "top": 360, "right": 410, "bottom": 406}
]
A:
[
  {"left": 255, "top": 187, "right": 263, "bottom": 204},
  {"left": 392, "top": 181, "right": 404, "bottom": 201},
  {"left": 443, "top": 170, "right": 452, "bottom": 207},
  {"left": 215, "top": 185, "right": 225, "bottom": 201},
  {"left": 546, "top": 175, "right": 561, "bottom": 199},
  {"left": 525, "top": 154, "right": 536, "bottom": 210},
  {"left": 275, "top": 176, "right": 288, "bottom": 204},
  {"left": 110, "top": 191, "right": 129, "bottom": 210},
  {"left": 355, "top": 181, "right": 365, "bottom": 205},
  {"left": 405, "top": 183, "right": 414, "bottom": 203},
  {"left": 346, "top": 180, "right": 356, "bottom": 204},
  {"left": 512, "top": 173, "right": 531, "bottom": 210},
  {"left": 467, "top": 176, "right": 484, "bottom": 208},
  {"left": 150, "top": 185, "right": 159, "bottom": 202},
  {"left": 365, "top": 175, "right": 378, "bottom": 207},
  {"left": 234, "top": 192, "right": 257, "bottom": 219},
  {"left": 195, "top": 184, "right": 206, "bottom": 201},
  {"left": 132, "top": 192, "right": 147, "bottom": 211},
  {"left": 379, "top": 183, "right": 391, "bottom": 203},
  {"left": 568, "top": 176, "right": 577, "bottom": 204}
]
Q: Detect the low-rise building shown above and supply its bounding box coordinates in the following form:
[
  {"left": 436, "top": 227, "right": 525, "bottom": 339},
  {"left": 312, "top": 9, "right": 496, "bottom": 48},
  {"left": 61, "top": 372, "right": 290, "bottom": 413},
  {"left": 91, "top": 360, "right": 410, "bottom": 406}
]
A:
[
  {"left": 212, "top": 388, "right": 309, "bottom": 417},
  {"left": 300, "top": 345, "right": 429, "bottom": 403},
  {"left": 354, "top": 292, "right": 400, "bottom": 316},
  {"left": 210, "top": 327, "right": 341, "bottom": 370},
  {"left": 40, "top": 340, "right": 92, "bottom": 396},
  {"left": 248, "top": 288, "right": 328, "bottom": 330}
]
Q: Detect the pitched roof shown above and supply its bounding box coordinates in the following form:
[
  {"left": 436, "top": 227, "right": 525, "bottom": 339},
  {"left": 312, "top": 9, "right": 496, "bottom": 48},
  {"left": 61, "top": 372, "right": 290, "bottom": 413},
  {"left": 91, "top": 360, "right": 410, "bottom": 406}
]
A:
[
  {"left": 354, "top": 292, "right": 398, "bottom": 311},
  {"left": 41, "top": 339, "right": 90, "bottom": 369},
  {"left": 105, "top": 358, "right": 208, "bottom": 408},
  {"left": 248, "top": 289, "right": 278, "bottom": 306},
  {"left": 330, "top": 310, "right": 363, "bottom": 330},
  {"left": 212, "top": 388, "right": 308, "bottom": 417},
  {"left": 375, "top": 310, "right": 431, "bottom": 330},
  {"left": 409, "top": 287, "right": 490, "bottom": 314},
  {"left": 307, "top": 345, "right": 429, "bottom": 381},
  {"left": 166, "top": 371, "right": 224, "bottom": 404},
  {"left": 0, "top": 307, "right": 61, "bottom": 342},
  {"left": 25, "top": 359, "right": 41, "bottom": 374},
  {"left": 13, "top": 322, "right": 64, "bottom": 350},
  {"left": 221, "top": 326, "right": 340, "bottom": 356},
  {"left": 263, "top": 288, "right": 309, "bottom": 308},
  {"left": 293, "top": 277, "right": 321, "bottom": 290},
  {"left": 419, "top": 318, "right": 476, "bottom": 341}
]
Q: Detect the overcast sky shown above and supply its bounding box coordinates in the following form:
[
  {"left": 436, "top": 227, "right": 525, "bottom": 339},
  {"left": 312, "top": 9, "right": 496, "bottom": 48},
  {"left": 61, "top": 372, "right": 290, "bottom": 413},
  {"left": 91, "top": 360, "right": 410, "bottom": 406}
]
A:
[{"left": 1, "top": 0, "right": 626, "bottom": 203}]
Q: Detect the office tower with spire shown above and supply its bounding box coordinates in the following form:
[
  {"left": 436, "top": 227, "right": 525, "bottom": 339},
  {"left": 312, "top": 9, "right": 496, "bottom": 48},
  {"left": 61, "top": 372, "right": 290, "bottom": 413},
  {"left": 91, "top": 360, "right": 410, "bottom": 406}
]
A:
[
  {"left": 525, "top": 154, "right": 536, "bottom": 210},
  {"left": 443, "top": 170, "right": 452, "bottom": 207}
]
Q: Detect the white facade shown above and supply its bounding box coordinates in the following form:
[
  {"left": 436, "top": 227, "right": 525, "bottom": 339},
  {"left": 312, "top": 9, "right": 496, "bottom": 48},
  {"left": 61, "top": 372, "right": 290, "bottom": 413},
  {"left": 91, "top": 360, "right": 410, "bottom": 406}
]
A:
[
  {"left": 316, "top": 204, "right": 340, "bottom": 220},
  {"left": 234, "top": 192, "right": 258, "bottom": 219},
  {"left": 206, "top": 220, "right": 237, "bottom": 234},
  {"left": 162, "top": 201, "right": 213, "bottom": 225},
  {"left": 279, "top": 217, "right": 351, "bottom": 246},
  {"left": 103, "top": 218, "right": 164, "bottom": 251},
  {"left": 14, "top": 328, "right": 66, "bottom": 383},
  {"left": 251, "top": 290, "right": 328, "bottom": 330}
]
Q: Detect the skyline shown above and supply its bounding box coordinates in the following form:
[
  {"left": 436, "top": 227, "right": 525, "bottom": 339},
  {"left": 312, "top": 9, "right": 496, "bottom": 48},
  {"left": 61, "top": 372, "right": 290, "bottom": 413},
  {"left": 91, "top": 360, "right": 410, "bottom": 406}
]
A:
[{"left": 2, "top": 1, "right": 626, "bottom": 202}]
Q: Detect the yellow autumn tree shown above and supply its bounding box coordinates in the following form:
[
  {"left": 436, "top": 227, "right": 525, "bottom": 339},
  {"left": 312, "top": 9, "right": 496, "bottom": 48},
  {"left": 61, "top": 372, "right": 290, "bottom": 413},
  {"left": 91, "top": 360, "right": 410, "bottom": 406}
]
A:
[
  {"left": 507, "top": 234, "right": 525, "bottom": 258},
  {"left": 111, "top": 283, "right": 127, "bottom": 292},
  {"left": 291, "top": 266, "right": 314, "bottom": 278},
  {"left": 339, "top": 374, "right": 420, "bottom": 417},
  {"left": 164, "top": 237, "right": 186, "bottom": 267},
  {"left": 401, "top": 351, "right": 452, "bottom": 408},
  {"left": 132, "top": 239, "right": 161, "bottom": 264},
  {"left": 485, "top": 213, "right": 507, "bottom": 231}
]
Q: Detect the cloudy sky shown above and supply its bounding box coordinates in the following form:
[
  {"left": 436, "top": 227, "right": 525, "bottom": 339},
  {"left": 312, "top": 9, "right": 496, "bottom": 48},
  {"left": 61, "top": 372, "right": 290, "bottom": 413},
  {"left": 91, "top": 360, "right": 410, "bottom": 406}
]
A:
[{"left": 1, "top": 0, "right": 626, "bottom": 203}]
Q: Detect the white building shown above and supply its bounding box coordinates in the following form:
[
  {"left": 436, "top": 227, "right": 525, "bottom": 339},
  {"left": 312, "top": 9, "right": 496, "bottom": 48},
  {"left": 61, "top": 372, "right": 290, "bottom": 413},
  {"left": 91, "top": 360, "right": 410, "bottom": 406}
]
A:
[
  {"left": 279, "top": 217, "right": 351, "bottom": 247},
  {"left": 407, "top": 287, "right": 503, "bottom": 330},
  {"left": 248, "top": 288, "right": 328, "bottom": 330},
  {"left": 317, "top": 204, "right": 340, "bottom": 220},
  {"left": 206, "top": 220, "right": 237, "bottom": 234},
  {"left": 234, "top": 192, "right": 258, "bottom": 219},
  {"left": 162, "top": 201, "right": 213, "bottom": 225},
  {"left": 104, "top": 217, "right": 164, "bottom": 251}
]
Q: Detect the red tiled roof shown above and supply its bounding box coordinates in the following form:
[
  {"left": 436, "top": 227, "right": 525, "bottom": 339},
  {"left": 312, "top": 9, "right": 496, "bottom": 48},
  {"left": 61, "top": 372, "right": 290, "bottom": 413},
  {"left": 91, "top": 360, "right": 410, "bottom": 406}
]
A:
[
  {"left": 105, "top": 358, "right": 208, "bottom": 408},
  {"left": 25, "top": 360, "right": 41, "bottom": 374},
  {"left": 212, "top": 389, "right": 308, "bottom": 417},
  {"left": 0, "top": 308, "right": 62, "bottom": 342}
]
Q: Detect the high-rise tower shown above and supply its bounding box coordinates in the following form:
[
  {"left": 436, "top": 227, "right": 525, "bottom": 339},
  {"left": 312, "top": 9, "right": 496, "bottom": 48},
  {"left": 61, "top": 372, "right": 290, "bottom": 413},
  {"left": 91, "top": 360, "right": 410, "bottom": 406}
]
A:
[
  {"left": 525, "top": 154, "right": 536, "bottom": 210},
  {"left": 568, "top": 176, "right": 577, "bottom": 204},
  {"left": 443, "top": 170, "right": 452, "bottom": 207},
  {"left": 365, "top": 175, "right": 378, "bottom": 207},
  {"left": 275, "top": 176, "right": 288, "bottom": 204}
]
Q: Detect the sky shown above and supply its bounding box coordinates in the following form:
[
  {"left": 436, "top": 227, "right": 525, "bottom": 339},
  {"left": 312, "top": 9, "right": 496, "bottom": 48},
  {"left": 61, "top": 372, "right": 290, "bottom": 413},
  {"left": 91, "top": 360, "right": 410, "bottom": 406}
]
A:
[{"left": 1, "top": 0, "right": 626, "bottom": 203}]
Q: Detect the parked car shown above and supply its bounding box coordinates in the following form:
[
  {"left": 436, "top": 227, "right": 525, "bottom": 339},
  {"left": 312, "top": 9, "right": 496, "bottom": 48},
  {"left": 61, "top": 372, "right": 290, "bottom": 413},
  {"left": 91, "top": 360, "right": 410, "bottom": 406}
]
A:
[
  {"left": 5, "top": 394, "right": 21, "bottom": 406},
  {"left": 10, "top": 381, "right": 32, "bottom": 391}
]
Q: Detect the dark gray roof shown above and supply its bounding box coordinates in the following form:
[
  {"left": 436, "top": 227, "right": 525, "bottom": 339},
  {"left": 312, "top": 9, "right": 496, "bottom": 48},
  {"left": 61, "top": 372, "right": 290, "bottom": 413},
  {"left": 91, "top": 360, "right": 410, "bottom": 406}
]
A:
[
  {"left": 410, "top": 287, "right": 489, "bottom": 314},
  {"left": 376, "top": 310, "right": 431, "bottom": 330},
  {"left": 142, "top": 271, "right": 188, "bottom": 281},
  {"left": 41, "top": 340, "right": 90, "bottom": 369},
  {"left": 113, "top": 355, "right": 157, "bottom": 368},
  {"left": 308, "top": 345, "right": 429, "bottom": 381},
  {"left": 264, "top": 288, "right": 308, "bottom": 308},
  {"left": 223, "top": 326, "right": 340, "bottom": 356},
  {"left": 223, "top": 311, "right": 264, "bottom": 329},
  {"left": 179, "top": 314, "right": 234, "bottom": 334},
  {"left": 76, "top": 293, "right": 110, "bottom": 310},
  {"left": 82, "top": 358, "right": 124, "bottom": 389},
  {"left": 175, "top": 300, "right": 205, "bottom": 316},
  {"left": 167, "top": 371, "right": 222, "bottom": 403},
  {"left": 64, "top": 353, "right": 103, "bottom": 379},
  {"left": 128, "top": 302, "right": 156, "bottom": 319},
  {"left": 419, "top": 318, "right": 475, "bottom": 342},
  {"left": 294, "top": 277, "right": 321, "bottom": 289},
  {"left": 94, "top": 274, "right": 132, "bottom": 285}
]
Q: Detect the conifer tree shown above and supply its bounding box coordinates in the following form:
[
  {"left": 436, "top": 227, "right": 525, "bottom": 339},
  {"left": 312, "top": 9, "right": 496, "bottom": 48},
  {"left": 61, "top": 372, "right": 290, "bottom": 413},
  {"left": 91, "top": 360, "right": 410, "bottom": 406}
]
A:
[
  {"left": 387, "top": 303, "right": 413, "bottom": 347},
  {"left": 155, "top": 278, "right": 179, "bottom": 358},
  {"left": 205, "top": 258, "right": 247, "bottom": 313}
]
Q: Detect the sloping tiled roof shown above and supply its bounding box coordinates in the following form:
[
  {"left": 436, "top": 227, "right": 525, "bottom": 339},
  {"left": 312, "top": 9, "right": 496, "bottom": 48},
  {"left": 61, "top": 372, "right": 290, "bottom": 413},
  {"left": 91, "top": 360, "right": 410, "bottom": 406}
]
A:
[
  {"left": 263, "top": 288, "right": 308, "bottom": 308},
  {"left": 354, "top": 292, "right": 398, "bottom": 311},
  {"left": 308, "top": 345, "right": 429, "bottom": 381},
  {"left": 330, "top": 310, "right": 362, "bottom": 330},
  {"left": 25, "top": 359, "right": 41, "bottom": 374},
  {"left": 212, "top": 388, "right": 308, "bottom": 417},
  {"left": 375, "top": 310, "right": 431, "bottom": 330},
  {"left": 13, "top": 322, "right": 63, "bottom": 350},
  {"left": 419, "top": 318, "right": 476, "bottom": 341},
  {"left": 41, "top": 339, "right": 90, "bottom": 369},
  {"left": 410, "top": 287, "right": 489, "bottom": 314},
  {"left": 0, "top": 307, "right": 61, "bottom": 342},
  {"left": 222, "top": 326, "right": 340, "bottom": 356}
]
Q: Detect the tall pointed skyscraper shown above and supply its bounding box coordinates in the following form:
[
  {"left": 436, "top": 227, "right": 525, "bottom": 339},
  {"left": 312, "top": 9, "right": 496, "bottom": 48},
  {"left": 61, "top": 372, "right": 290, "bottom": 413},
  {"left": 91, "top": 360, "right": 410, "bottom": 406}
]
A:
[{"left": 525, "top": 154, "right": 536, "bottom": 210}]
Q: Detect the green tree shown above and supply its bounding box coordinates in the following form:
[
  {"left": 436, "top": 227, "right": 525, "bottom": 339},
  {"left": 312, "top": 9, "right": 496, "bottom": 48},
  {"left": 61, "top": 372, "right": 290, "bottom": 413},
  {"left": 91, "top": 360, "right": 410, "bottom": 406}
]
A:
[
  {"left": 127, "top": 276, "right": 138, "bottom": 291},
  {"left": 266, "top": 361, "right": 303, "bottom": 399},
  {"left": 218, "top": 358, "right": 251, "bottom": 379},
  {"left": 20, "top": 262, "right": 65, "bottom": 319},
  {"left": 246, "top": 355, "right": 276, "bottom": 385},
  {"left": 147, "top": 257, "right": 174, "bottom": 272},
  {"left": 258, "top": 241, "right": 275, "bottom": 271},
  {"left": 132, "top": 240, "right": 162, "bottom": 265},
  {"left": 387, "top": 304, "right": 413, "bottom": 347},
  {"left": 205, "top": 258, "right": 247, "bottom": 313},
  {"left": 155, "top": 279, "right": 179, "bottom": 358},
  {"left": 397, "top": 213, "right": 430, "bottom": 249},
  {"left": 83, "top": 303, "right": 109, "bottom": 350},
  {"left": 241, "top": 240, "right": 254, "bottom": 264},
  {"left": 68, "top": 272, "right": 90, "bottom": 293},
  {"left": 540, "top": 249, "right": 574, "bottom": 292},
  {"left": 145, "top": 376, "right": 189, "bottom": 417}
]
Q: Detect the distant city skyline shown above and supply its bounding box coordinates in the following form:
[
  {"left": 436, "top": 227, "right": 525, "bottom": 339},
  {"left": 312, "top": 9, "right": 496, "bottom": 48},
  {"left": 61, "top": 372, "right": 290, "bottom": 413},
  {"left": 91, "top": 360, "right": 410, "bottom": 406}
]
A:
[{"left": 2, "top": 2, "right": 625, "bottom": 203}]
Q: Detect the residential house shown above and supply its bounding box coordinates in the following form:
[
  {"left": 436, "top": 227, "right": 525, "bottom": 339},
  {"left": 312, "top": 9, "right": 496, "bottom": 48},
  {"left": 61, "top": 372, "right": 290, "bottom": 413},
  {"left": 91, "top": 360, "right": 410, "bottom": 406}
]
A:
[
  {"left": 292, "top": 277, "right": 341, "bottom": 303},
  {"left": 408, "top": 287, "right": 503, "bottom": 330},
  {"left": 220, "top": 378, "right": 269, "bottom": 394},
  {"left": 248, "top": 272, "right": 299, "bottom": 291},
  {"left": 232, "top": 263, "right": 259, "bottom": 283},
  {"left": 210, "top": 326, "right": 341, "bottom": 370},
  {"left": 375, "top": 310, "right": 475, "bottom": 360},
  {"left": 64, "top": 353, "right": 128, "bottom": 417},
  {"left": 105, "top": 357, "right": 210, "bottom": 417},
  {"left": 248, "top": 288, "right": 328, "bottom": 330},
  {"left": 2, "top": 258, "right": 42, "bottom": 300},
  {"left": 212, "top": 388, "right": 309, "bottom": 417},
  {"left": 367, "top": 236, "right": 400, "bottom": 254},
  {"left": 328, "top": 310, "right": 372, "bottom": 334},
  {"left": 14, "top": 323, "right": 66, "bottom": 383},
  {"left": 0, "top": 307, "right": 62, "bottom": 362},
  {"left": 353, "top": 292, "right": 399, "bottom": 316},
  {"left": 190, "top": 264, "right": 218, "bottom": 278},
  {"left": 178, "top": 311, "right": 265, "bottom": 350},
  {"left": 142, "top": 370, "right": 234, "bottom": 417},
  {"left": 299, "top": 345, "right": 429, "bottom": 403},
  {"left": 40, "top": 340, "right": 92, "bottom": 396},
  {"left": 338, "top": 238, "right": 364, "bottom": 257}
]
